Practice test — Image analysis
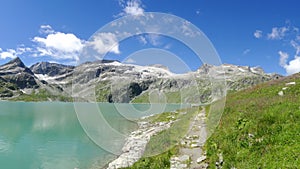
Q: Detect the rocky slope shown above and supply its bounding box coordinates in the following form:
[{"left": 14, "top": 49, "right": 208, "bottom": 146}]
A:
[
  {"left": 0, "top": 57, "right": 38, "bottom": 89},
  {"left": 0, "top": 57, "right": 38, "bottom": 97},
  {"left": 30, "top": 62, "right": 74, "bottom": 77},
  {"left": 0, "top": 57, "right": 282, "bottom": 102}
]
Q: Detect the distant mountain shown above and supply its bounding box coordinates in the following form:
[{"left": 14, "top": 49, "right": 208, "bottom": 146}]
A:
[
  {"left": 0, "top": 57, "right": 282, "bottom": 102},
  {"left": 0, "top": 57, "right": 38, "bottom": 89},
  {"left": 30, "top": 62, "right": 74, "bottom": 77}
]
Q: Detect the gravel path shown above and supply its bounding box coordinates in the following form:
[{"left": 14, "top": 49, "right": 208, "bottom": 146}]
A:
[{"left": 170, "top": 108, "right": 208, "bottom": 169}]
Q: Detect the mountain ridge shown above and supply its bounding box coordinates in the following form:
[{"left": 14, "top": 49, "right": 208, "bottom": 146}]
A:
[{"left": 0, "top": 57, "right": 283, "bottom": 102}]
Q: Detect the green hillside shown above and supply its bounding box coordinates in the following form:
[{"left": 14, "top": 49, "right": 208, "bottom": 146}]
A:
[{"left": 205, "top": 73, "right": 300, "bottom": 168}]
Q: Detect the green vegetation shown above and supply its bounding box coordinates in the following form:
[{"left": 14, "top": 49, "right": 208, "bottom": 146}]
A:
[
  {"left": 227, "top": 76, "right": 269, "bottom": 92},
  {"left": 205, "top": 74, "right": 300, "bottom": 168},
  {"left": 122, "top": 147, "right": 179, "bottom": 169},
  {"left": 95, "top": 80, "right": 111, "bottom": 102},
  {"left": 132, "top": 87, "right": 209, "bottom": 104},
  {"left": 132, "top": 91, "right": 181, "bottom": 103},
  {"left": 0, "top": 80, "right": 72, "bottom": 102},
  {"left": 0, "top": 81, "right": 18, "bottom": 90},
  {"left": 9, "top": 89, "right": 72, "bottom": 102},
  {"left": 125, "top": 107, "right": 201, "bottom": 168},
  {"left": 0, "top": 81, "right": 17, "bottom": 97}
]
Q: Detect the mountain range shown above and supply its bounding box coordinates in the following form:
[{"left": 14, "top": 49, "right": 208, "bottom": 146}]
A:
[{"left": 0, "top": 57, "right": 282, "bottom": 103}]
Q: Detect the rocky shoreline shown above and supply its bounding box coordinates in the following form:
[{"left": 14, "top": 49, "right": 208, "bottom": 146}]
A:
[
  {"left": 106, "top": 108, "right": 209, "bottom": 169},
  {"left": 107, "top": 120, "right": 174, "bottom": 169}
]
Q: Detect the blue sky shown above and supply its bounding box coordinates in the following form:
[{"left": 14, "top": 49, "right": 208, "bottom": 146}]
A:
[{"left": 0, "top": 0, "right": 300, "bottom": 75}]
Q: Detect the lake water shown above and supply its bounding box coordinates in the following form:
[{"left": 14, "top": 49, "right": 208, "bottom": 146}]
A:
[{"left": 0, "top": 101, "right": 187, "bottom": 169}]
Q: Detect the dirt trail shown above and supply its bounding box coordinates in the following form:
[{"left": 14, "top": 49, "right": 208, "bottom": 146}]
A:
[{"left": 170, "top": 108, "right": 208, "bottom": 169}]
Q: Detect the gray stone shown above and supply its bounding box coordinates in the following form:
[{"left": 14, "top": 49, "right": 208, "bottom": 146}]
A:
[
  {"left": 197, "top": 155, "right": 207, "bottom": 163},
  {"left": 179, "top": 155, "right": 190, "bottom": 162}
]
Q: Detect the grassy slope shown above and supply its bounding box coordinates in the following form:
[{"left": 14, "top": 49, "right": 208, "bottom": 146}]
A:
[
  {"left": 206, "top": 74, "right": 300, "bottom": 168},
  {"left": 9, "top": 89, "right": 72, "bottom": 102},
  {"left": 0, "top": 82, "right": 15, "bottom": 97}
]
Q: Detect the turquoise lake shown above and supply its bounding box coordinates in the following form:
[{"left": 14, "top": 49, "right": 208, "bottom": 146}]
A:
[{"left": 0, "top": 101, "right": 188, "bottom": 169}]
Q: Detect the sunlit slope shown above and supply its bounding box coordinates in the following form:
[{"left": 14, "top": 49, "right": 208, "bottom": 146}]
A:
[{"left": 206, "top": 73, "right": 300, "bottom": 168}]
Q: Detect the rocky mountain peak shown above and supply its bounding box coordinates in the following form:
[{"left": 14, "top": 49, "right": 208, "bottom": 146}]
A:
[
  {"left": 30, "top": 62, "right": 75, "bottom": 76},
  {"left": 0, "top": 57, "right": 283, "bottom": 102},
  {"left": 3, "top": 57, "right": 26, "bottom": 69},
  {"left": 197, "top": 63, "right": 269, "bottom": 76},
  {"left": 149, "top": 64, "right": 170, "bottom": 71}
]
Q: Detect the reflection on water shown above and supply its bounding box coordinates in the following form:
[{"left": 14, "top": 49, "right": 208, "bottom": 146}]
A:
[
  {"left": 0, "top": 101, "right": 186, "bottom": 169},
  {"left": 0, "top": 138, "right": 10, "bottom": 153},
  {"left": 0, "top": 101, "right": 121, "bottom": 169}
]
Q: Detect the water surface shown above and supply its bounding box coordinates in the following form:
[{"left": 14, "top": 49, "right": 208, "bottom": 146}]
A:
[{"left": 0, "top": 101, "right": 186, "bottom": 169}]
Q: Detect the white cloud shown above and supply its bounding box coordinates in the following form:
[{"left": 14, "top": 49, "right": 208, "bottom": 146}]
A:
[
  {"left": 39, "top": 25, "right": 55, "bottom": 34},
  {"left": 124, "top": 58, "right": 136, "bottom": 63},
  {"left": 136, "top": 34, "right": 164, "bottom": 46},
  {"left": 35, "top": 25, "right": 120, "bottom": 61},
  {"left": 16, "top": 47, "right": 32, "bottom": 54},
  {"left": 34, "top": 32, "right": 83, "bottom": 53},
  {"left": 278, "top": 50, "right": 300, "bottom": 75},
  {"left": 137, "top": 36, "right": 147, "bottom": 45},
  {"left": 0, "top": 49, "right": 17, "bottom": 59},
  {"left": 0, "top": 47, "right": 31, "bottom": 60},
  {"left": 267, "top": 27, "right": 288, "bottom": 40},
  {"left": 146, "top": 34, "right": 161, "bottom": 46},
  {"left": 196, "top": 10, "right": 201, "bottom": 15},
  {"left": 181, "top": 21, "right": 199, "bottom": 37},
  {"left": 164, "top": 44, "right": 172, "bottom": 49},
  {"left": 88, "top": 32, "right": 120, "bottom": 55},
  {"left": 254, "top": 30, "right": 262, "bottom": 39},
  {"left": 284, "top": 57, "right": 300, "bottom": 75},
  {"left": 33, "top": 31, "right": 84, "bottom": 61},
  {"left": 1, "top": 25, "right": 88, "bottom": 62},
  {"left": 291, "top": 40, "right": 300, "bottom": 56},
  {"left": 243, "top": 49, "right": 251, "bottom": 55},
  {"left": 119, "top": 0, "right": 144, "bottom": 16},
  {"left": 279, "top": 51, "right": 289, "bottom": 67}
]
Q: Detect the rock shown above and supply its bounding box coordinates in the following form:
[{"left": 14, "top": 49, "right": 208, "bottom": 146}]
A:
[
  {"left": 0, "top": 57, "right": 281, "bottom": 102},
  {"left": 197, "top": 155, "right": 207, "bottom": 163},
  {"left": 179, "top": 155, "right": 190, "bottom": 162},
  {"left": 180, "top": 140, "right": 187, "bottom": 146},
  {"left": 0, "top": 57, "right": 38, "bottom": 89},
  {"left": 248, "top": 133, "right": 255, "bottom": 138},
  {"left": 179, "top": 164, "right": 188, "bottom": 168},
  {"left": 191, "top": 142, "right": 201, "bottom": 148},
  {"left": 107, "top": 120, "right": 173, "bottom": 169},
  {"left": 286, "top": 82, "right": 296, "bottom": 86},
  {"left": 30, "top": 62, "right": 74, "bottom": 77}
]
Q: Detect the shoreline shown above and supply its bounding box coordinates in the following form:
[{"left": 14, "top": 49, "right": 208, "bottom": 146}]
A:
[{"left": 106, "top": 119, "right": 174, "bottom": 169}]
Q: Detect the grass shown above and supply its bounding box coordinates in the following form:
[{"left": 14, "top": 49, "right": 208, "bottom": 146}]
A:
[
  {"left": 122, "top": 146, "right": 179, "bottom": 169},
  {"left": 131, "top": 91, "right": 182, "bottom": 103},
  {"left": 95, "top": 80, "right": 111, "bottom": 102},
  {"left": 132, "top": 86, "right": 210, "bottom": 104},
  {"left": 124, "top": 106, "right": 201, "bottom": 168},
  {"left": 9, "top": 89, "right": 72, "bottom": 102},
  {"left": 0, "top": 81, "right": 18, "bottom": 97},
  {"left": 205, "top": 73, "right": 300, "bottom": 168},
  {"left": 0, "top": 79, "right": 72, "bottom": 102}
]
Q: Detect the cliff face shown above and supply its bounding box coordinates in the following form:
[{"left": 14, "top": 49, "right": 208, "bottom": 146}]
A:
[
  {"left": 0, "top": 57, "right": 38, "bottom": 89},
  {"left": 30, "top": 62, "right": 74, "bottom": 77},
  {"left": 0, "top": 58, "right": 282, "bottom": 102}
]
